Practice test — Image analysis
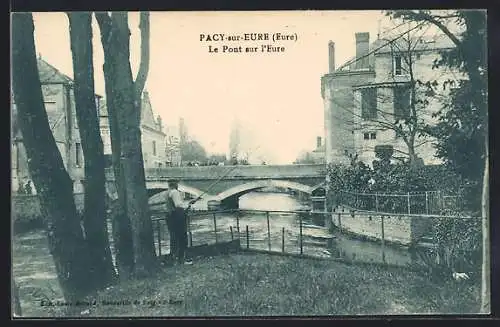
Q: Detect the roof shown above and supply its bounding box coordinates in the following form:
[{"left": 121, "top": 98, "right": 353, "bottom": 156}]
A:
[
  {"left": 336, "top": 33, "right": 455, "bottom": 72},
  {"left": 373, "top": 33, "right": 455, "bottom": 54},
  {"left": 37, "top": 57, "right": 73, "bottom": 84},
  {"left": 37, "top": 57, "right": 103, "bottom": 97},
  {"left": 98, "top": 91, "right": 165, "bottom": 134}
]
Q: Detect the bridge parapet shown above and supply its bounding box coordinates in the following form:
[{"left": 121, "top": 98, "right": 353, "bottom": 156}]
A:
[
  {"left": 105, "top": 164, "right": 326, "bottom": 181},
  {"left": 141, "top": 164, "right": 326, "bottom": 180}
]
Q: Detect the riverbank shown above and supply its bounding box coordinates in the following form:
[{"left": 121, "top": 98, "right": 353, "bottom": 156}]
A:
[{"left": 13, "top": 230, "right": 480, "bottom": 317}]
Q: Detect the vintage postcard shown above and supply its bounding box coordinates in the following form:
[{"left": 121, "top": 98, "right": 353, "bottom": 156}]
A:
[{"left": 11, "top": 10, "right": 490, "bottom": 318}]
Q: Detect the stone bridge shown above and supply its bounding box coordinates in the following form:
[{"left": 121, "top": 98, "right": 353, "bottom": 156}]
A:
[{"left": 105, "top": 164, "right": 327, "bottom": 209}]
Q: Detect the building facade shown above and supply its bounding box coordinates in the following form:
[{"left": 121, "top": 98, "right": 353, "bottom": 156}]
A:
[
  {"left": 12, "top": 58, "right": 169, "bottom": 196},
  {"left": 11, "top": 58, "right": 97, "bottom": 194},
  {"left": 98, "top": 90, "right": 167, "bottom": 169},
  {"left": 139, "top": 91, "right": 167, "bottom": 168},
  {"left": 321, "top": 32, "right": 457, "bottom": 166}
]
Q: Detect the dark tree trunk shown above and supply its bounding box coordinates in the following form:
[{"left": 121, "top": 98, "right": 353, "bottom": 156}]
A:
[
  {"left": 12, "top": 13, "right": 92, "bottom": 302},
  {"left": 67, "top": 12, "right": 117, "bottom": 288},
  {"left": 109, "top": 13, "right": 157, "bottom": 276},
  {"left": 96, "top": 12, "right": 157, "bottom": 277},
  {"left": 95, "top": 13, "right": 135, "bottom": 278},
  {"left": 12, "top": 279, "right": 22, "bottom": 316}
]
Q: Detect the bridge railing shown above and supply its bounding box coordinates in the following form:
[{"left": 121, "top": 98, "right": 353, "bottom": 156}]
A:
[{"left": 150, "top": 208, "right": 482, "bottom": 275}]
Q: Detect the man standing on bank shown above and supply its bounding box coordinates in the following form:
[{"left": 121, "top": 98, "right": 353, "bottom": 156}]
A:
[{"left": 166, "top": 179, "right": 196, "bottom": 265}]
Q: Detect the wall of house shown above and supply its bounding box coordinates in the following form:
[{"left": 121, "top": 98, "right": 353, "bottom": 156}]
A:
[
  {"left": 348, "top": 47, "right": 460, "bottom": 166},
  {"left": 11, "top": 83, "right": 96, "bottom": 194},
  {"left": 141, "top": 127, "right": 167, "bottom": 168},
  {"left": 322, "top": 70, "right": 375, "bottom": 164},
  {"left": 67, "top": 86, "right": 86, "bottom": 192}
]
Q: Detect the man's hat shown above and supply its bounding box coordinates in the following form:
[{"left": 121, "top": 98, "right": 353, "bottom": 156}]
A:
[{"left": 167, "top": 178, "right": 179, "bottom": 184}]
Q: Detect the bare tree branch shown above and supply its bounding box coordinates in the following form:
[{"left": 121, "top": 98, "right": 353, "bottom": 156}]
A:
[{"left": 134, "top": 11, "right": 150, "bottom": 99}]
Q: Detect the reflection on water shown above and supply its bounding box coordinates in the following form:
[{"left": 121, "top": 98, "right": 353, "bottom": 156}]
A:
[{"left": 153, "top": 192, "right": 424, "bottom": 268}]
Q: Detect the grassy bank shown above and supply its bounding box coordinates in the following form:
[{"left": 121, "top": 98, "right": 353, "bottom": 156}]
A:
[{"left": 13, "top": 231, "right": 480, "bottom": 317}]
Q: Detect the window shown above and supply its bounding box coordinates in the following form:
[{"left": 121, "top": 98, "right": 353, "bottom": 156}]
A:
[
  {"left": 363, "top": 132, "right": 376, "bottom": 140},
  {"left": 152, "top": 141, "right": 157, "bottom": 156},
  {"left": 361, "top": 88, "right": 377, "bottom": 119},
  {"left": 394, "top": 55, "right": 403, "bottom": 75},
  {"left": 394, "top": 86, "right": 411, "bottom": 119},
  {"left": 75, "top": 142, "right": 82, "bottom": 167}
]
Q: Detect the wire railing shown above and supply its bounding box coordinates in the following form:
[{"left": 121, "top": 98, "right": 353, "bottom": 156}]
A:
[
  {"left": 337, "top": 190, "right": 462, "bottom": 215},
  {"left": 150, "top": 208, "right": 482, "bottom": 274}
]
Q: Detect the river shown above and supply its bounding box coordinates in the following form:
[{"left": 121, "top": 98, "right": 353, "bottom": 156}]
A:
[{"left": 151, "top": 192, "right": 422, "bottom": 268}]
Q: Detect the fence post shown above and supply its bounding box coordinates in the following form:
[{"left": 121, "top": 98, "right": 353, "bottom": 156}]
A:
[
  {"left": 282, "top": 227, "right": 285, "bottom": 253},
  {"left": 213, "top": 213, "right": 218, "bottom": 244},
  {"left": 338, "top": 213, "right": 342, "bottom": 231},
  {"left": 299, "top": 213, "right": 304, "bottom": 255},
  {"left": 407, "top": 192, "right": 411, "bottom": 215},
  {"left": 230, "top": 226, "right": 234, "bottom": 241},
  {"left": 375, "top": 193, "right": 379, "bottom": 212},
  {"left": 156, "top": 220, "right": 161, "bottom": 257},
  {"left": 246, "top": 225, "right": 249, "bottom": 249},
  {"left": 381, "top": 215, "right": 386, "bottom": 264},
  {"left": 236, "top": 211, "right": 240, "bottom": 235},
  {"left": 425, "top": 191, "right": 429, "bottom": 215},
  {"left": 189, "top": 231, "right": 193, "bottom": 247},
  {"left": 266, "top": 211, "right": 271, "bottom": 251}
]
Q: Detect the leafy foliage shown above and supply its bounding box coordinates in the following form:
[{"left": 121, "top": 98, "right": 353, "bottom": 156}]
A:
[
  {"left": 181, "top": 140, "right": 208, "bottom": 163},
  {"left": 384, "top": 10, "right": 486, "bottom": 279}
]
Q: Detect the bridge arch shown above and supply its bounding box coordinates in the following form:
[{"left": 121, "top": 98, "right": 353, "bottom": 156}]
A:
[
  {"left": 214, "top": 179, "right": 313, "bottom": 202},
  {"left": 145, "top": 183, "right": 204, "bottom": 198},
  {"left": 148, "top": 183, "right": 205, "bottom": 203}
]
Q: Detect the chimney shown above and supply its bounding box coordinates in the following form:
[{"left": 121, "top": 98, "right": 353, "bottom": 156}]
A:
[
  {"left": 328, "top": 41, "right": 335, "bottom": 73},
  {"left": 316, "top": 136, "right": 322, "bottom": 148},
  {"left": 157, "top": 115, "right": 163, "bottom": 132},
  {"left": 355, "top": 32, "right": 370, "bottom": 69}
]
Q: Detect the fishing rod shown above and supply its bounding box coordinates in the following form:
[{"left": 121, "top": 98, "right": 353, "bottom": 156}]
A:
[
  {"left": 155, "top": 145, "right": 262, "bottom": 209},
  {"left": 186, "top": 145, "right": 262, "bottom": 209}
]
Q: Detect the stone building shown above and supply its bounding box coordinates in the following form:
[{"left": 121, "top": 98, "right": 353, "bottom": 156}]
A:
[
  {"left": 12, "top": 58, "right": 168, "bottom": 196},
  {"left": 321, "top": 32, "right": 457, "bottom": 166},
  {"left": 11, "top": 57, "right": 98, "bottom": 194},
  {"left": 98, "top": 90, "right": 167, "bottom": 169},
  {"left": 139, "top": 91, "right": 167, "bottom": 168}
]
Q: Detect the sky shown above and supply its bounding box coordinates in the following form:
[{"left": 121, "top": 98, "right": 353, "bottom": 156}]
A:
[{"left": 31, "top": 10, "right": 391, "bottom": 164}]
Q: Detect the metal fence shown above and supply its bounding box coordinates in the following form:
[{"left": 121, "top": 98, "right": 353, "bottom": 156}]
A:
[
  {"left": 338, "top": 190, "right": 462, "bottom": 215},
  {"left": 150, "top": 208, "right": 482, "bottom": 275},
  {"left": 151, "top": 209, "right": 334, "bottom": 259}
]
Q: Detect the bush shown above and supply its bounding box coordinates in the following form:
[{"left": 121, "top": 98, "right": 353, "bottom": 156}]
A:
[{"left": 327, "top": 161, "right": 481, "bottom": 274}]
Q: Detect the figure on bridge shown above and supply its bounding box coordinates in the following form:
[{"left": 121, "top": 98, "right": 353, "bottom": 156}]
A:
[{"left": 165, "top": 179, "right": 196, "bottom": 265}]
